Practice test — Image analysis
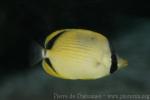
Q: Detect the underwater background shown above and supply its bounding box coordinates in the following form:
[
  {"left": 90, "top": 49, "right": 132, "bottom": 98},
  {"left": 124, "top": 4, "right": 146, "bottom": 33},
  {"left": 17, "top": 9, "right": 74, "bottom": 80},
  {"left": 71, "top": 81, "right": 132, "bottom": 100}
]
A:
[{"left": 0, "top": 0, "right": 150, "bottom": 100}]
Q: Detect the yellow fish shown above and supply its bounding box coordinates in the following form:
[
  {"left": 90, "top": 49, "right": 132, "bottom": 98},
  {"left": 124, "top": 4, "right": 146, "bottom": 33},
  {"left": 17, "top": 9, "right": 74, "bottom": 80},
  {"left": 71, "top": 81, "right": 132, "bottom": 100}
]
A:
[{"left": 35, "top": 29, "right": 128, "bottom": 80}]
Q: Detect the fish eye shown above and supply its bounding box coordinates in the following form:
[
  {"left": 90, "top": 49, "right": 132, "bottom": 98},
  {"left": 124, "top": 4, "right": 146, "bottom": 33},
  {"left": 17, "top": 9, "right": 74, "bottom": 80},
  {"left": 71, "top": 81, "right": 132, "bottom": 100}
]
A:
[{"left": 110, "top": 54, "right": 118, "bottom": 74}]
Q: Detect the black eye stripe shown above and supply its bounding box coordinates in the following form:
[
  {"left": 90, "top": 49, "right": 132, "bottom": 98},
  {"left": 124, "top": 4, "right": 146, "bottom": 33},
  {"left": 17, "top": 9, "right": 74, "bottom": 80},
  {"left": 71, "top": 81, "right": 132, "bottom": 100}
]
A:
[
  {"left": 44, "top": 58, "right": 58, "bottom": 74},
  {"left": 110, "top": 53, "right": 118, "bottom": 74},
  {"left": 46, "top": 31, "right": 66, "bottom": 49},
  {"left": 108, "top": 40, "right": 118, "bottom": 74}
]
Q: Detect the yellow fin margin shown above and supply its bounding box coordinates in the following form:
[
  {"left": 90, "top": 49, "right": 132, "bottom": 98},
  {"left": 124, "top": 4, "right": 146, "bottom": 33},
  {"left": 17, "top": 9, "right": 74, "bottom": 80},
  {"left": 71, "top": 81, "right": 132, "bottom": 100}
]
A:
[
  {"left": 42, "top": 60, "right": 67, "bottom": 79},
  {"left": 45, "top": 29, "right": 66, "bottom": 48}
]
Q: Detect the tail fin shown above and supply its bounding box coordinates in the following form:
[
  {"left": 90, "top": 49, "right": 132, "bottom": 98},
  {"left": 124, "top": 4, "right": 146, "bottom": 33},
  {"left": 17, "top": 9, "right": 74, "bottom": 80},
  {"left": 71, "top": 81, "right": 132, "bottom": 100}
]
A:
[{"left": 29, "top": 41, "right": 44, "bottom": 67}]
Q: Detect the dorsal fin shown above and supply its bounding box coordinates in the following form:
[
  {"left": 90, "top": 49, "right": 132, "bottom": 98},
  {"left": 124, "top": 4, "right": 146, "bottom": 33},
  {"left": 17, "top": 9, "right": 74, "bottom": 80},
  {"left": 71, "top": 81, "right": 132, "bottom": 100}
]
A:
[{"left": 45, "top": 30, "right": 66, "bottom": 49}]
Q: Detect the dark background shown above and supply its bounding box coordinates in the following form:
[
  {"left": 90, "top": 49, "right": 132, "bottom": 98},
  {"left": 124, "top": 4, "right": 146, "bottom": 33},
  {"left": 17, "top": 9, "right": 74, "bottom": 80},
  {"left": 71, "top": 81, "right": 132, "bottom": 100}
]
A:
[{"left": 0, "top": 0, "right": 150, "bottom": 100}]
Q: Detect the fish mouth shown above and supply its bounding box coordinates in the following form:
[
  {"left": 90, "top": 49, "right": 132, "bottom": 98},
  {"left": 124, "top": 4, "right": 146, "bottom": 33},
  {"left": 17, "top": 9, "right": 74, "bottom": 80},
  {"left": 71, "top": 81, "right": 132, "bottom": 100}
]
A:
[{"left": 117, "top": 56, "right": 128, "bottom": 69}]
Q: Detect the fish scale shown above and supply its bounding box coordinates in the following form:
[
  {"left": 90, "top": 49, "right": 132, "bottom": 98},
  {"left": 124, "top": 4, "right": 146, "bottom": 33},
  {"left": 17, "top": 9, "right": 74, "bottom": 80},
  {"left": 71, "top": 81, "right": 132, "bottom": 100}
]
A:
[{"left": 52, "top": 43, "right": 100, "bottom": 62}]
